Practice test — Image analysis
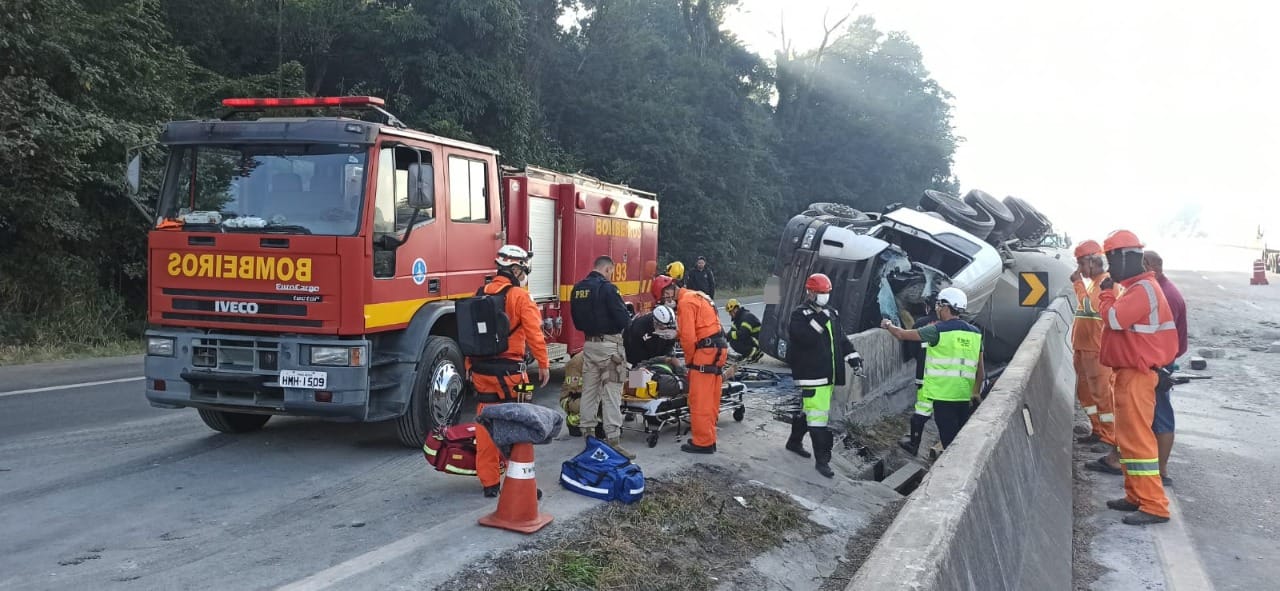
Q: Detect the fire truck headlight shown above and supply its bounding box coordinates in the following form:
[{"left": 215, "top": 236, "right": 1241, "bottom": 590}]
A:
[
  {"left": 147, "top": 337, "right": 175, "bottom": 357},
  {"left": 310, "top": 345, "right": 366, "bottom": 367}
]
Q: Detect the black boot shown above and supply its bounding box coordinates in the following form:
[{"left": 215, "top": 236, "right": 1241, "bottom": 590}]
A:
[
  {"left": 899, "top": 413, "right": 927, "bottom": 455},
  {"left": 811, "top": 427, "right": 834, "bottom": 478},
  {"left": 786, "top": 415, "right": 811, "bottom": 458}
]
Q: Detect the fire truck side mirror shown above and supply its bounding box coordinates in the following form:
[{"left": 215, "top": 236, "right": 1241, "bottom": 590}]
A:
[
  {"left": 407, "top": 162, "right": 435, "bottom": 210},
  {"left": 126, "top": 153, "right": 142, "bottom": 196}
]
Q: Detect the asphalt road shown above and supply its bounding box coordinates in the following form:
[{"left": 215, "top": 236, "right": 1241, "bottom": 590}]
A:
[
  {"left": 1154, "top": 266, "right": 1280, "bottom": 590},
  {"left": 0, "top": 298, "right": 766, "bottom": 591}
]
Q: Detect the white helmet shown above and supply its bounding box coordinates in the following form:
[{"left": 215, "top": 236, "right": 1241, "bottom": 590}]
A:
[
  {"left": 937, "top": 287, "right": 968, "bottom": 312},
  {"left": 495, "top": 245, "right": 532, "bottom": 271},
  {"left": 652, "top": 304, "right": 676, "bottom": 328}
]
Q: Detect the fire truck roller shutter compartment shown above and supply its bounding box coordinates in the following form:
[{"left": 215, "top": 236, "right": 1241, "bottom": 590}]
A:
[{"left": 527, "top": 197, "right": 558, "bottom": 301}]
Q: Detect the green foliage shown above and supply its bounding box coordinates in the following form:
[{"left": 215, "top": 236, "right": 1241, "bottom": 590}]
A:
[{"left": 0, "top": 0, "right": 957, "bottom": 349}]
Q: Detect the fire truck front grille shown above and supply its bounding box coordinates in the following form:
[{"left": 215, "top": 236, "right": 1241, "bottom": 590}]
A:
[
  {"left": 162, "top": 312, "right": 323, "bottom": 328},
  {"left": 160, "top": 288, "right": 323, "bottom": 328},
  {"left": 190, "top": 338, "right": 281, "bottom": 372}
]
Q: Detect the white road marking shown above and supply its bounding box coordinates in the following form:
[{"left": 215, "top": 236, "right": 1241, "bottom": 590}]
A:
[
  {"left": 275, "top": 506, "right": 494, "bottom": 591},
  {"left": 1153, "top": 494, "right": 1216, "bottom": 591},
  {"left": 0, "top": 376, "right": 144, "bottom": 398},
  {"left": 1216, "top": 285, "right": 1226, "bottom": 291}
]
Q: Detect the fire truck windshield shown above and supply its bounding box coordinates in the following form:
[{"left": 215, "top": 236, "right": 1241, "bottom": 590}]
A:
[{"left": 157, "top": 143, "right": 367, "bottom": 235}]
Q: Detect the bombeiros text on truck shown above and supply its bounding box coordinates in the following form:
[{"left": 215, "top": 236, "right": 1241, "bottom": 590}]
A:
[{"left": 126, "top": 96, "right": 659, "bottom": 447}]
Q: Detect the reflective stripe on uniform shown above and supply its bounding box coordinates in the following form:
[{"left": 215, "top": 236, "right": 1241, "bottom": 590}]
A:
[
  {"left": 925, "top": 368, "right": 978, "bottom": 378},
  {"left": 1099, "top": 412, "right": 1115, "bottom": 423},
  {"left": 1076, "top": 280, "right": 1103, "bottom": 319},
  {"left": 1083, "top": 405, "right": 1098, "bottom": 415},
  {"left": 810, "top": 319, "right": 824, "bottom": 333},
  {"left": 1130, "top": 280, "right": 1178, "bottom": 334},
  {"left": 928, "top": 357, "right": 978, "bottom": 367},
  {"left": 1120, "top": 457, "right": 1161, "bottom": 476},
  {"left": 914, "top": 399, "right": 934, "bottom": 415},
  {"left": 795, "top": 377, "right": 831, "bottom": 386}
]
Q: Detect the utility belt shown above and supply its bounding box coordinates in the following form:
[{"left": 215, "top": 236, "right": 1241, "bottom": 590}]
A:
[
  {"left": 585, "top": 334, "right": 620, "bottom": 342},
  {"left": 695, "top": 333, "right": 728, "bottom": 350},
  {"left": 470, "top": 357, "right": 532, "bottom": 403},
  {"left": 475, "top": 382, "right": 536, "bottom": 404}
]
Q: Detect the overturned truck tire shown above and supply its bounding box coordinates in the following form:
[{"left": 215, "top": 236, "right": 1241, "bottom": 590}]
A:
[
  {"left": 964, "top": 189, "right": 1017, "bottom": 244},
  {"left": 919, "top": 190, "right": 995, "bottom": 241}
]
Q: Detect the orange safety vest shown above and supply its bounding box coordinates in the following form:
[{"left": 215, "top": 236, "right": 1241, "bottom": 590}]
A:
[
  {"left": 1072, "top": 273, "right": 1108, "bottom": 352},
  {"left": 1098, "top": 272, "right": 1178, "bottom": 370}
]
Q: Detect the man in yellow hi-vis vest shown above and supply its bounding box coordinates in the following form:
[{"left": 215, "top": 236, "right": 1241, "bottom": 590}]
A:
[{"left": 882, "top": 287, "right": 985, "bottom": 449}]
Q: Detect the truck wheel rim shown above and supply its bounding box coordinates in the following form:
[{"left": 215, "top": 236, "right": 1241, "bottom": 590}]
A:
[{"left": 429, "top": 362, "right": 463, "bottom": 426}]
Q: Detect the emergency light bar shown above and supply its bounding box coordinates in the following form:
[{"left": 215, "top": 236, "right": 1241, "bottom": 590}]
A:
[{"left": 221, "top": 96, "right": 386, "bottom": 109}]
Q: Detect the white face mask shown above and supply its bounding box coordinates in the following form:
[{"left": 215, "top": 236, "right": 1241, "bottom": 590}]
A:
[
  {"left": 518, "top": 273, "right": 530, "bottom": 287},
  {"left": 653, "top": 328, "right": 677, "bottom": 340},
  {"left": 814, "top": 293, "right": 830, "bottom": 306}
]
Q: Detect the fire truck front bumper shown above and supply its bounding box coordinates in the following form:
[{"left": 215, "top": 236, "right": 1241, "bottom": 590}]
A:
[{"left": 144, "top": 329, "right": 375, "bottom": 421}]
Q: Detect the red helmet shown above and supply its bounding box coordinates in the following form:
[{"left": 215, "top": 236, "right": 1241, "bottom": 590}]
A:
[
  {"left": 1073, "top": 240, "right": 1102, "bottom": 258},
  {"left": 805, "top": 273, "right": 833, "bottom": 294},
  {"left": 1103, "top": 229, "right": 1143, "bottom": 252},
  {"left": 650, "top": 275, "right": 677, "bottom": 300}
]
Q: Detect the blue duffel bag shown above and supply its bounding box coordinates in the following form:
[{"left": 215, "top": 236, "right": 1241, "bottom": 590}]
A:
[{"left": 559, "top": 437, "right": 645, "bottom": 503}]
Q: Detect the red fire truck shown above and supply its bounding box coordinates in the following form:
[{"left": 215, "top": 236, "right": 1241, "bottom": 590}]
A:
[{"left": 130, "top": 96, "right": 659, "bottom": 446}]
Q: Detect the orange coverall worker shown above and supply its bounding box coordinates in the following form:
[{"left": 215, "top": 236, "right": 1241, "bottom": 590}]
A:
[
  {"left": 467, "top": 274, "right": 550, "bottom": 489},
  {"left": 1098, "top": 271, "right": 1178, "bottom": 518},
  {"left": 1073, "top": 272, "right": 1116, "bottom": 445},
  {"left": 675, "top": 288, "right": 728, "bottom": 448}
]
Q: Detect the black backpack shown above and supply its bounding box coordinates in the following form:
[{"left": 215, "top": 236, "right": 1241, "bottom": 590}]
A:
[{"left": 457, "top": 284, "right": 515, "bottom": 358}]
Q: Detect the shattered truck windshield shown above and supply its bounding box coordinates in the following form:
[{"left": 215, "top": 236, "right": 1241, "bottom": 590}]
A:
[{"left": 156, "top": 144, "right": 366, "bottom": 235}]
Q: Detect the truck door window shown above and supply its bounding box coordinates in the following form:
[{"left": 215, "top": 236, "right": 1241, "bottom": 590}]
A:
[
  {"left": 374, "top": 146, "right": 434, "bottom": 234},
  {"left": 374, "top": 146, "right": 433, "bottom": 278},
  {"left": 447, "top": 156, "right": 489, "bottom": 222}
]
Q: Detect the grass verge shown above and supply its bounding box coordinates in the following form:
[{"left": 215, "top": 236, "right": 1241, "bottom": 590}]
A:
[
  {"left": 445, "top": 464, "right": 825, "bottom": 591},
  {"left": 716, "top": 286, "right": 764, "bottom": 301},
  {"left": 0, "top": 339, "right": 143, "bottom": 366}
]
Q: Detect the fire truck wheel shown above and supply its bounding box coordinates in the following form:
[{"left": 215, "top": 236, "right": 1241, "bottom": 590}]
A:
[
  {"left": 198, "top": 409, "right": 271, "bottom": 434},
  {"left": 396, "top": 336, "right": 465, "bottom": 448}
]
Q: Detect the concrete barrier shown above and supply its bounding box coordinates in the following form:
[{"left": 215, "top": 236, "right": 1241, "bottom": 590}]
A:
[
  {"left": 848, "top": 297, "right": 1076, "bottom": 591},
  {"left": 834, "top": 328, "right": 917, "bottom": 427}
]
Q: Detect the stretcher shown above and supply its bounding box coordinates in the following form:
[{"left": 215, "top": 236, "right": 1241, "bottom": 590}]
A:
[{"left": 620, "top": 381, "right": 747, "bottom": 448}]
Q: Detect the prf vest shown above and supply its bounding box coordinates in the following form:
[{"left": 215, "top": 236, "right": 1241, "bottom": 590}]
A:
[{"left": 921, "top": 323, "right": 983, "bottom": 402}]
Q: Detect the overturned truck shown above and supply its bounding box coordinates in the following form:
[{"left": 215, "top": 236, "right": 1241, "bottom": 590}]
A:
[{"left": 762, "top": 191, "right": 1074, "bottom": 365}]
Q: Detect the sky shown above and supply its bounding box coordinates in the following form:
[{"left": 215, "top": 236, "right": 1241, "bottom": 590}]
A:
[{"left": 724, "top": 0, "right": 1280, "bottom": 247}]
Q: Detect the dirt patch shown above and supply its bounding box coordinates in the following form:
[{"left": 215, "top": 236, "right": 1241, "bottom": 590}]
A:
[
  {"left": 441, "top": 464, "right": 826, "bottom": 591},
  {"left": 817, "top": 497, "right": 907, "bottom": 591},
  {"left": 1071, "top": 421, "right": 1108, "bottom": 589}
]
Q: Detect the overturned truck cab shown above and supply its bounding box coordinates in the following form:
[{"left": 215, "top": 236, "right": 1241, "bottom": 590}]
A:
[{"left": 762, "top": 191, "right": 1075, "bottom": 366}]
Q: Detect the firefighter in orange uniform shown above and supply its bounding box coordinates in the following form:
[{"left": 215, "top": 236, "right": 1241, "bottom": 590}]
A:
[
  {"left": 1071, "top": 240, "right": 1116, "bottom": 449},
  {"left": 1096, "top": 230, "right": 1178, "bottom": 525},
  {"left": 651, "top": 275, "right": 727, "bottom": 454},
  {"left": 468, "top": 245, "right": 551, "bottom": 497}
]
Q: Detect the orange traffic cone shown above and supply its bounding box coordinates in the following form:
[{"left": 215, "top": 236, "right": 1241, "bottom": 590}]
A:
[
  {"left": 478, "top": 441, "right": 552, "bottom": 534},
  {"left": 1252, "top": 259, "right": 1269, "bottom": 285}
]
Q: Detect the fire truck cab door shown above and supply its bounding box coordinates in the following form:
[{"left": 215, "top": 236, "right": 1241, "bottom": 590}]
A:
[
  {"left": 370, "top": 143, "right": 445, "bottom": 300},
  {"left": 442, "top": 151, "right": 502, "bottom": 295}
]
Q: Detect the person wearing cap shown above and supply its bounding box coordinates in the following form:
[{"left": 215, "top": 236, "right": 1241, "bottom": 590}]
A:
[
  {"left": 1071, "top": 240, "right": 1118, "bottom": 451},
  {"left": 786, "top": 273, "right": 863, "bottom": 477},
  {"left": 685, "top": 256, "right": 716, "bottom": 299},
  {"left": 881, "top": 287, "right": 985, "bottom": 450},
  {"left": 570, "top": 255, "right": 636, "bottom": 459},
  {"left": 652, "top": 274, "right": 727, "bottom": 454},
  {"left": 469, "top": 245, "right": 550, "bottom": 498},
  {"left": 623, "top": 304, "right": 678, "bottom": 367},
  {"left": 1095, "top": 229, "right": 1178, "bottom": 526},
  {"left": 726, "top": 299, "right": 762, "bottom": 363}
]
